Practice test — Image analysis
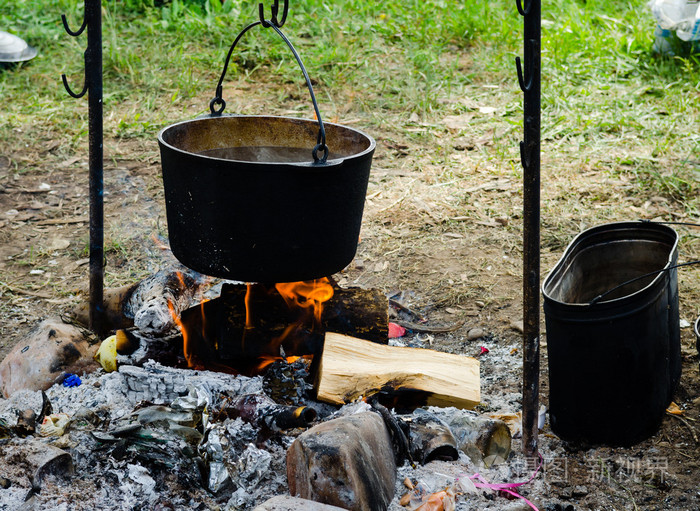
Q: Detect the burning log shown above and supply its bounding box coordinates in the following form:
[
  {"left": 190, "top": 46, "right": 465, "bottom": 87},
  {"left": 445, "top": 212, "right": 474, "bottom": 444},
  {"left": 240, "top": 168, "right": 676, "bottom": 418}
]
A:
[
  {"left": 179, "top": 282, "right": 388, "bottom": 375},
  {"left": 70, "top": 268, "right": 210, "bottom": 335},
  {"left": 315, "top": 333, "right": 480, "bottom": 410}
]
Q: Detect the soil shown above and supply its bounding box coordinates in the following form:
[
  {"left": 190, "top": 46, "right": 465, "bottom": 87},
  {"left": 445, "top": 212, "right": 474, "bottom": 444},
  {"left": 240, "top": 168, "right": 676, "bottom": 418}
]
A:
[{"left": 1, "top": 72, "right": 699, "bottom": 510}]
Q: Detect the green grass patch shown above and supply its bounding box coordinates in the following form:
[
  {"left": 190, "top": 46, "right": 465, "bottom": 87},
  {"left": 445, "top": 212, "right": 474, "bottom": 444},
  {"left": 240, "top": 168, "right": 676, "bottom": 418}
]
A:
[{"left": 0, "top": 0, "right": 698, "bottom": 210}]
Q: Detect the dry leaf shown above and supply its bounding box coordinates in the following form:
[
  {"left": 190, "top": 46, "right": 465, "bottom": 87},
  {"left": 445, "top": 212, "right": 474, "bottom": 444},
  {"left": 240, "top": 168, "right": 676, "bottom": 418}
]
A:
[
  {"left": 666, "top": 402, "right": 684, "bottom": 415},
  {"left": 443, "top": 114, "right": 474, "bottom": 132}
]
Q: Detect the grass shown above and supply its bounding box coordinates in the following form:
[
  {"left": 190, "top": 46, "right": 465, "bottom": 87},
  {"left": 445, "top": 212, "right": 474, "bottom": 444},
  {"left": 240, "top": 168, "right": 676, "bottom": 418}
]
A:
[{"left": 1, "top": 0, "right": 699, "bottom": 282}]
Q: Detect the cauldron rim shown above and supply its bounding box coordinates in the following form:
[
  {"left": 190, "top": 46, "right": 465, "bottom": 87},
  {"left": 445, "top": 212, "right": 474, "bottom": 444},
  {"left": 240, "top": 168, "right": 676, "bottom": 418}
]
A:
[{"left": 157, "top": 114, "right": 376, "bottom": 167}]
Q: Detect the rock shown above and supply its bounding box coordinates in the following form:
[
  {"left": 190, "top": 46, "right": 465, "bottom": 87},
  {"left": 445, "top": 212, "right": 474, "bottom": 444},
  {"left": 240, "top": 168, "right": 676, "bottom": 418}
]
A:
[
  {"left": 572, "top": 485, "right": 589, "bottom": 497},
  {"left": 253, "top": 495, "right": 348, "bottom": 510},
  {"left": 0, "top": 319, "right": 99, "bottom": 398},
  {"left": 557, "top": 487, "right": 573, "bottom": 500},
  {"left": 466, "top": 327, "right": 486, "bottom": 341},
  {"left": 510, "top": 320, "right": 524, "bottom": 334},
  {"left": 287, "top": 412, "right": 396, "bottom": 511}
]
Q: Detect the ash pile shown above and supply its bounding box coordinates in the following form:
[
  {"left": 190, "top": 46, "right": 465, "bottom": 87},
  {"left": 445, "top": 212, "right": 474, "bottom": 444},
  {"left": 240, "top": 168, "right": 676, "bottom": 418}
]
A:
[
  {"left": 0, "top": 360, "right": 541, "bottom": 511},
  {"left": 0, "top": 270, "right": 544, "bottom": 510}
]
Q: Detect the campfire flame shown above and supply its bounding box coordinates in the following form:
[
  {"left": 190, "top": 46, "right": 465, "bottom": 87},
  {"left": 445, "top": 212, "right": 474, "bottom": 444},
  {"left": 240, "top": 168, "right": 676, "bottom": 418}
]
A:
[
  {"left": 167, "top": 299, "right": 200, "bottom": 370},
  {"left": 255, "top": 354, "right": 308, "bottom": 373},
  {"left": 274, "top": 278, "right": 334, "bottom": 327},
  {"left": 255, "top": 278, "right": 334, "bottom": 372},
  {"left": 171, "top": 277, "right": 334, "bottom": 375}
]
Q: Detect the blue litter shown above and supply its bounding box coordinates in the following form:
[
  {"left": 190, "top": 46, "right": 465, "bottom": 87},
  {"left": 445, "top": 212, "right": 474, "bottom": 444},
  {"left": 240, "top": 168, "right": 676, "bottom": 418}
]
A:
[{"left": 63, "top": 374, "right": 82, "bottom": 388}]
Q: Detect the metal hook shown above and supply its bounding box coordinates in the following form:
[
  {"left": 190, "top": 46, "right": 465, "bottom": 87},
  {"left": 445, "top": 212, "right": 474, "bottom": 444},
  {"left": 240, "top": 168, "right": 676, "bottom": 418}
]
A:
[
  {"left": 61, "top": 11, "right": 89, "bottom": 99},
  {"left": 515, "top": 39, "right": 536, "bottom": 92},
  {"left": 516, "top": 0, "right": 532, "bottom": 16},
  {"left": 258, "top": 0, "right": 289, "bottom": 28},
  {"left": 62, "top": 72, "right": 88, "bottom": 99},
  {"left": 515, "top": 56, "right": 531, "bottom": 93},
  {"left": 61, "top": 13, "right": 88, "bottom": 37}
]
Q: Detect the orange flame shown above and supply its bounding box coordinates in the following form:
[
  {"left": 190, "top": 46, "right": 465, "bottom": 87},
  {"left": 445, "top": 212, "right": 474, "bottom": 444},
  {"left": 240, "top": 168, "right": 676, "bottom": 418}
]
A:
[
  {"left": 168, "top": 277, "right": 332, "bottom": 376},
  {"left": 274, "top": 278, "right": 334, "bottom": 326},
  {"left": 245, "top": 283, "right": 254, "bottom": 329},
  {"left": 255, "top": 354, "right": 309, "bottom": 373},
  {"left": 167, "top": 299, "right": 198, "bottom": 369}
]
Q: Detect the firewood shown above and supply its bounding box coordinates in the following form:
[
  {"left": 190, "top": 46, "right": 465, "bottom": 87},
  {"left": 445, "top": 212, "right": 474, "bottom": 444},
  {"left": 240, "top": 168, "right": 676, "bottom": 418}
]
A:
[
  {"left": 179, "top": 283, "right": 388, "bottom": 374},
  {"left": 128, "top": 269, "right": 205, "bottom": 335},
  {"left": 315, "top": 333, "right": 480, "bottom": 409},
  {"left": 70, "top": 283, "right": 138, "bottom": 331},
  {"left": 216, "top": 282, "right": 388, "bottom": 344},
  {"left": 70, "top": 268, "right": 209, "bottom": 335},
  {"left": 428, "top": 408, "right": 512, "bottom": 466}
]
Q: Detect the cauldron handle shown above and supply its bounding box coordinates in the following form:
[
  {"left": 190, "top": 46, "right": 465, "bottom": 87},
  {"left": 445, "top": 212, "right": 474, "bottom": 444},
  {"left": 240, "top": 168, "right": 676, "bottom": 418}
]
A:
[{"left": 209, "top": 20, "right": 329, "bottom": 164}]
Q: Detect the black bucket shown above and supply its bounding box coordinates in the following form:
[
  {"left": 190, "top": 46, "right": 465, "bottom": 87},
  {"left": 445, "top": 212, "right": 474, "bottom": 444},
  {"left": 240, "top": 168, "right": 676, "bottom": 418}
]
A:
[{"left": 542, "top": 222, "right": 679, "bottom": 445}]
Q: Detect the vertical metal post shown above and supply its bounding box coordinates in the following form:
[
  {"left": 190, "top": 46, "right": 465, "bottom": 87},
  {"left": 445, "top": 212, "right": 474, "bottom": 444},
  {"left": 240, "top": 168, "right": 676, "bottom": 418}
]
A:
[
  {"left": 62, "top": 0, "right": 104, "bottom": 336},
  {"left": 516, "top": 0, "right": 541, "bottom": 458},
  {"left": 87, "top": 0, "right": 104, "bottom": 336}
]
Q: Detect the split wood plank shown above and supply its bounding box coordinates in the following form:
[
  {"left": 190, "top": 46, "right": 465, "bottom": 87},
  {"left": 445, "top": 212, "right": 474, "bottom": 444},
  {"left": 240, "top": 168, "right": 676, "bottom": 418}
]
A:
[{"left": 316, "top": 332, "right": 480, "bottom": 409}]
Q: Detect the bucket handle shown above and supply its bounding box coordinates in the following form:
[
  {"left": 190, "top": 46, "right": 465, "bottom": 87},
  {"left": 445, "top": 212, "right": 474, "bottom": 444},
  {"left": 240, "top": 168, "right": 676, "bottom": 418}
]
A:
[
  {"left": 209, "top": 17, "right": 329, "bottom": 164},
  {"left": 589, "top": 259, "right": 700, "bottom": 306}
]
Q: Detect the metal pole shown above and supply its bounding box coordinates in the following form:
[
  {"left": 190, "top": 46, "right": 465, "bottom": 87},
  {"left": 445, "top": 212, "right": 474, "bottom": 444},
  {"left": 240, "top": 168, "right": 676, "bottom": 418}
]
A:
[
  {"left": 62, "top": 0, "right": 104, "bottom": 336},
  {"left": 516, "top": 0, "right": 541, "bottom": 459},
  {"left": 87, "top": 0, "right": 104, "bottom": 336}
]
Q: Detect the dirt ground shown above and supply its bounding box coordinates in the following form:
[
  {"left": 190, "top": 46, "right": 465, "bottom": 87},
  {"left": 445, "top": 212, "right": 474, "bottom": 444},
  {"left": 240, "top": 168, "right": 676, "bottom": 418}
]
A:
[{"left": 1, "top": 72, "right": 699, "bottom": 510}]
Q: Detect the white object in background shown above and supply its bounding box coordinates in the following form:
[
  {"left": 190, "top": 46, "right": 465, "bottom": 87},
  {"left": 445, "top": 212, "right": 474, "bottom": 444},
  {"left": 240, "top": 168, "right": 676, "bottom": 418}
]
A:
[
  {"left": 649, "top": 0, "right": 700, "bottom": 40},
  {"left": 0, "top": 30, "right": 37, "bottom": 63}
]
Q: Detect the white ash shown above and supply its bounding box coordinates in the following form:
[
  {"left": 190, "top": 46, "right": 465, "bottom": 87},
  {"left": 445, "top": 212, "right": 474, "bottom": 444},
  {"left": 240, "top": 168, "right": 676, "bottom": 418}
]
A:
[
  {"left": 122, "top": 463, "right": 158, "bottom": 507},
  {"left": 118, "top": 360, "right": 263, "bottom": 406},
  {"left": 0, "top": 329, "right": 558, "bottom": 510},
  {"left": 0, "top": 361, "right": 263, "bottom": 425}
]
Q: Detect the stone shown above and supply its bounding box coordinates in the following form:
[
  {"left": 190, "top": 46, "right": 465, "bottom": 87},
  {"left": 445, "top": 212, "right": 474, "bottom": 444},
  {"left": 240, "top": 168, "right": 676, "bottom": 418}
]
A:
[
  {"left": 572, "top": 485, "right": 589, "bottom": 497},
  {"left": 287, "top": 412, "right": 396, "bottom": 511},
  {"left": 466, "top": 327, "right": 486, "bottom": 341},
  {"left": 253, "top": 495, "right": 348, "bottom": 510},
  {"left": 0, "top": 319, "right": 99, "bottom": 398}
]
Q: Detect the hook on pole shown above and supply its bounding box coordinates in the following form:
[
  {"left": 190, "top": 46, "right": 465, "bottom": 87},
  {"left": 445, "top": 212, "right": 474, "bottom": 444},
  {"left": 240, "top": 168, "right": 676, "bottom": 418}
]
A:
[
  {"left": 62, "top": 72, "right": 88, "bottom": 98},
  {"left": 61, "top": 13, "right": 88, "bottom": 37},
  {"left": 516, "top": 39, "right": 537, "bottom": 92},
  {"left": 516, "top": 0, "right": 532, "bottom": 17},
  {"left": 258, "top": 0, "right": 289, "bottom": 28}
]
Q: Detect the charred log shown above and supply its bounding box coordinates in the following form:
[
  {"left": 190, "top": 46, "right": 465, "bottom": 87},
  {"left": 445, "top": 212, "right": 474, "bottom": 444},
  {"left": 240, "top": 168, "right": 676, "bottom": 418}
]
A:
[
  {"left": 70, "top": 268, "right": 210, "bottom": 335},
  {"left": 180, "top": 282, "right": 388, "bottom": 375},
  {"left": 218, "top": 393, "right": 317, "bottom": 432},
  {"left": 402, "top": 409, "right": 459, "bottom": 465}
]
